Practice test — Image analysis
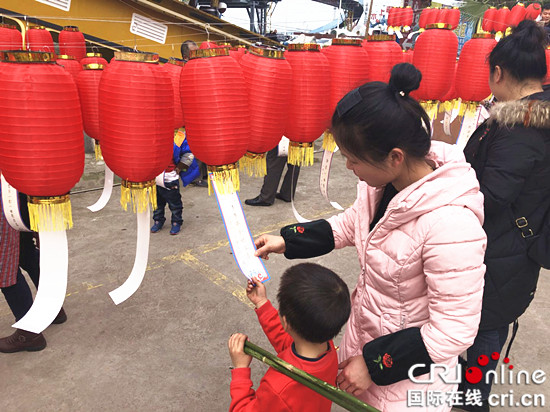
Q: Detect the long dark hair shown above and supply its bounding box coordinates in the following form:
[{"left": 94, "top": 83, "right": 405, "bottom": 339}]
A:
[
  {"left": 489, "top": 20, "right": 547, "bottom": 82},
  {"left": 331, "top": 63, "right": 431, "bottom": 164}
]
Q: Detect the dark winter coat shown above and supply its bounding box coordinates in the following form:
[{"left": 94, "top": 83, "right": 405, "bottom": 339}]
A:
[{"left": 464, "top": 90, "right": 550, "bottom": 330}]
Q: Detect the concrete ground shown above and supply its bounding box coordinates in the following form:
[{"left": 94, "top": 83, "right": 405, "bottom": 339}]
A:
[{"left": 1, "top": 148, "right": 549, "bottom": 412}]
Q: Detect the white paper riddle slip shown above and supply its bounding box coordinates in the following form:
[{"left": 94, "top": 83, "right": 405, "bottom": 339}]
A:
[
  {"left": 13, "top": 230, "right": 68, "bottom": 333},
  {"left": 319, "top": 149, "right": 344, "bottom": 211},
  {"left": 109, "top": 204, "right": 151, "bottom": 304},
  {"left": 1, "top": 173, "right": 31, "bottom": 232},
  {"left": 87, "top": 164, "right": 115, "bottom": 212},
  {"left": 211, "top": 175, "right": 270, "bottom": 283}
]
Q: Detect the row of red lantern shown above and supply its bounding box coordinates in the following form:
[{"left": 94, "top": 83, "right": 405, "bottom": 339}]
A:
[
  {"left": 482, "top": 4, "right": 541, "bottom": 34},
  {"left": 387, "top": 7, "right": 414, "bottom": 30},
  {"left": 419, "top": 8, "right": 461, "bottom": 30}
]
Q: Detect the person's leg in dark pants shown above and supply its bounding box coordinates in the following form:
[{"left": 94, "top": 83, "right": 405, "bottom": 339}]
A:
[
  {"left": 19, "top": 232, "right": 40, "bottom": 288},
  {"left": 152, "top": 186, "right": 168, "bottom": 231},
  {"left": 164, "top": 180, "right": 183, "bottom": 227},
  {"left": 1, "top": 269, "right": 33, "bottom": 321},
  {"left": 464, "top": 325, "right": 510, "bottom": 400},
  {"left": 259, "top": 148, "right": 287, "bottom": 204},
  {"left": 278, "top": 163, "right": 300, "bottom": 202}
]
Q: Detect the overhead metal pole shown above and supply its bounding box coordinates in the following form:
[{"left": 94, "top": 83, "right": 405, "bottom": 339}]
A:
[{"left": 250, "top": 1, "right": 256, "bottom": 33}]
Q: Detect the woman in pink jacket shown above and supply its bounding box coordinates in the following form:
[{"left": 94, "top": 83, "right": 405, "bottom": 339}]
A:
[{"left": 254, "top": 64, "right": 487, "bottom": 411}]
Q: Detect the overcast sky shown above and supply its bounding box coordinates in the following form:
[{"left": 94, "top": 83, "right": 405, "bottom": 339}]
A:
[{"left": 223, "top": 0, "right": 340, "bottom": 33}]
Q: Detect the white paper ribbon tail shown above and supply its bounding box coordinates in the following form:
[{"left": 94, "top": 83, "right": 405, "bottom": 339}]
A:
[
  {"left": 109, "top": 205, "right": 150, "bottom": 305},
  {"left": 87, "top": 165, "right": 115, "bottom": 212},
  {"left": 13, "top": 231, "right": 68, "bottom": 333}
]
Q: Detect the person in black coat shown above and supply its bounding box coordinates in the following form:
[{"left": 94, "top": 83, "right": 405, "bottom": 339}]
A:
[{"left": 461, "top": 21, "right": 550, "bottom": 412}]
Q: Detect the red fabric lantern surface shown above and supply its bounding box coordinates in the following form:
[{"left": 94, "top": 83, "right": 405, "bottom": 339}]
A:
[
  {"left": 440, "top": 8, "right": 460, "bottom": 30},
  {"left": 402, "top": 49, "right": 414, "bottom": 64},
  {"left": 544, "top": 47, "right": 550, "bottom": 86},
  {"left": 99, "top": 51, "right": 174, "bottom": 211},
  {"left": 80, "top": 52, "right": 109, "bottom": 68},
  {"left": 393, "top": 8, "right": 405, "bottom": 28},
  {"left": 25, "top": 27, "right": 54, "bottom": 52},
  {"left": 482, "top": 7, "right": 497, "bottom": 32},
  {"left": 387, "top": 7, "right": 397, "bottom": 28},
  {"left": 412, "top": 24, "right": 458, "bottom": 118},
  {"left": 76, "top": 63, "right": 103, "bottom": 147},
  {"left": 363, "top": 35, "right": 401, "bottom": 83},
  {"left": 508, "top": 3, "right": 527, "bottom": 27},
  {"left": 402, "top": 7, "right": 414, "bottom": 29},
  {"left": 418, "top": 8, "right": 430, "bottom": 29},
  {"left": 56, "top": 55, "right": 82, "bottom": 83},
  {"left": 162, "top": 57, "right": 185, "bottom": 130},
  {"left": 494, "top": 7, "right": 511, "bottom": 34},
  {"left": 0, "top": 24, "right": 22, "bottom": 50},
  {"left": 525, "top": 3, "right": 542, "bottom": 20},
  {"left": 284, "top": 43, "right": 330, "bottom": 166},
  {"left": 181, "top": 48, "right": 249, "bottom": 193},
  {"left": 456, "top": 34, "right": 497, "bottom": 115},
  {"left": 200, "top": 41, "right": 219, "bottom": 49},
  {"left": 425, "top": 8, "right": 440, "bottom": 26},
  {"left": 239, "top": 46, "right": 292, "bottom": 176},
  {"left": 58, "top": 26, "right": 86, "bottom": 61},
  {"left": 229, "top": 46, "right": 246, "bottom": 61},
  {"left": 0, "top": 51, "right": 84, "bottom": 231}
]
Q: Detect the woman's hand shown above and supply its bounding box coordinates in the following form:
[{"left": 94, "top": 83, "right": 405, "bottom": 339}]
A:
[
  {"left": 254, "top": 234, "right": 285, "bottom": 260},
  {"left": 336, "top": 355, "right": 373, "bottom": 397}
]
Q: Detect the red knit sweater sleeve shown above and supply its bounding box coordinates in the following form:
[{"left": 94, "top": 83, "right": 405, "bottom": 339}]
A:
[
  {"left": 229, "top": 368, "right": 290, "bottom": 412},
  {"left": 255, "top": 300, "right": 293, "bottom": 353}
]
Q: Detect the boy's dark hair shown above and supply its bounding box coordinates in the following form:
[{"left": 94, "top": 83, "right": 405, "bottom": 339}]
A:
[
  {"left": 277, "top": 263, "right": 351, "bottom": 343},
  {"left": 181, "top": 40, "right": 197, "bottom": 60},
  {"left": 331, "top": 63, "right": 431, "bottom": 164},
  {"left": 489, "top": 20, "right": 547, "bottom": 82},
  {"left": 543, "top": 3, "right": 550, "bottom": 11}
]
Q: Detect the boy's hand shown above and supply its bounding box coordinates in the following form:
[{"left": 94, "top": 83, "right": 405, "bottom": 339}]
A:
[
  {"left": 254, "top": 235, "right": 285, "bottom": 260},
  {"left": 228, "top": 333, "right": 252, "bottom": 369},
  {"left": 246, "top": 276, "right": 268, "bottom": 309}
]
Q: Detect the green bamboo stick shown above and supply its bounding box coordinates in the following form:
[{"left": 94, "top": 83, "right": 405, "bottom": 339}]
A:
[{"left": 244, "top": 340, "right": 380, "bottom": 412}]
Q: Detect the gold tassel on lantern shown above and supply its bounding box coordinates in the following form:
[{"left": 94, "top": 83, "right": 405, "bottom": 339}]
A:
[
  {"left": 28, "top": 195, "right": 73, "bottom": 232},
  {"left": 120, "top": 180, "right": 157, "bottom": 213},
  {"left": 322, "top": 130, "right": 337, "bottom": 152},
  {"left": 239, "top": 152, "right": 267, "bottom": 177},
  {"left": 94, "top": 140, "right": 103, "bottom": 160},
  {"left": 459, "top": 101, "right": 479, "bottom": 118},
  {"left": 208, "top": 163, "right": 240, "bottom": 195},
  {"left": 421, "top": 100, "right": 440, "bottom": 121},
  {"left": 288, "top": 142, "right": 314, "bottom": 167}
]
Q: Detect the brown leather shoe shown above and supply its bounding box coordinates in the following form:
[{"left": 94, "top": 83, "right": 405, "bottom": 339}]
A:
[
  {"left": 52, "top": 307, "right": 67, "bottom": 325},
  {"left": 0, "top": 329, "right": 47, "bottom": 353}
]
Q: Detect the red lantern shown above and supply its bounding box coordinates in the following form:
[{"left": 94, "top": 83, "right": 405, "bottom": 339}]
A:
[
  {"left": 322, "top": 38, "right": 369, "bottom": 150},
  {"left": 58, "top": 26, "right": 86, "bottom": 61},
  {"left": 412, "top": 24, "right": 458, "bottom": 118},
  {"left": 525, "top": 3, "right": 542, "bottom": 20},
  {"left": 0, "top": 24, "right": 22, "bottom": 50},
  {"left": 544, "top": 47, "right": 550, "bottom": 86},
  {"left": 363, "top": 34, "right": 400, "bottom": 83},
  {"left": 162, "top": 57, "right": 185, "bottom": 130},
  {"left": 387, "top": 7, "right": 397, "bottom": 29},
  {"left": 200, "top": 41, "right": 219, "bottom": 49},
  {"left": 99, "top": 52, "right": 174, "bottom": 211},
  {"left": 284, "top": 43, "right": 330, "bottom": 166},
  {"left": 494, "top": 7, "right": 511, "bottom": 34},
  {"left": 440, "top": 61, "right": 457, "bottom": 106},
  {"left": 418, "top": 8, "right": 430, "bottom": 29},
  {"left": 56, "top": 55, "right": 82, "bottom": 83},
  {"left": 402, "top": 6, "right": 414, "bottom": 29},
  {"left": 456, "top": 33, "right": 497, "bottom": 116},
  {"left": 0, "top": 51, "right": 84, "bottom": 231},
  {"left": 80, "top": 52, "right": 109, "bottom": 68},
  {"left": 181, "top": 48, "right": 249, "bottom": 193},
  {"left": 508, "top": 3, "right": 527, "bottom": 27},
  {"left": 239, "top": 46, "right": 292, "bottom": 176},
  {"left": 394, "top": 7, "right": 405, "bottom": 29},
  {"left": 25, "top": 26, "right": 54, "bottom": 52},
  {"left": 229, "top": 46, "right": 246, "bottom": 61},
  {"left": 482, "top": 7, "right": 497, "bottom": 32},
  {"left": 76, "top": 63, "right": 104, "bottom": 159},
  {"left": 440, "top": 8, "right": 460, "bottom": 30},
  {"left": 425, "top": 8, "right": 440, "bottom": 26},
  {"left": 402, "top": 49, "right": 414, "bottom": 64}
]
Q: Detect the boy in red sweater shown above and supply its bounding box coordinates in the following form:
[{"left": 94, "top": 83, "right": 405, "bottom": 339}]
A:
[{"left": 228, "top": 263, "right": 351, "bottom": 411}]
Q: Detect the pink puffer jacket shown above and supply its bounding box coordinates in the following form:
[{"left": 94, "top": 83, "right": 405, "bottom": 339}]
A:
[{"left": 328, "top": 141, "right": 487, "bottom": 411}]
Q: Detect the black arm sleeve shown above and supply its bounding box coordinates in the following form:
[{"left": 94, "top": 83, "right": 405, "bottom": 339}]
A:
[
  {"left": 362, "top": 327, "right": 434, "bottom": 386},
  {"left": 280, "top": 219, "right": 335, "bottom": 259}
]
